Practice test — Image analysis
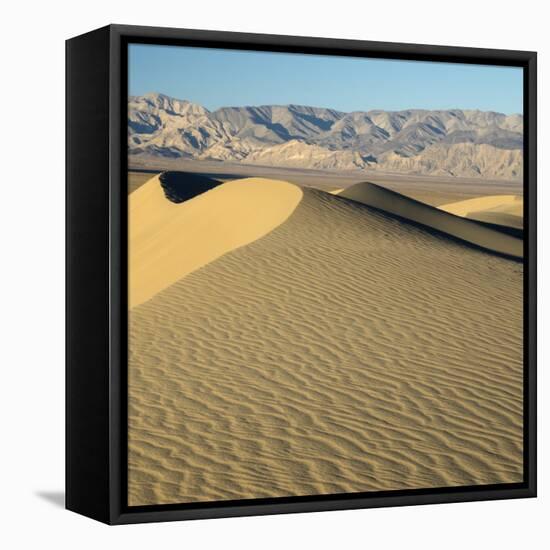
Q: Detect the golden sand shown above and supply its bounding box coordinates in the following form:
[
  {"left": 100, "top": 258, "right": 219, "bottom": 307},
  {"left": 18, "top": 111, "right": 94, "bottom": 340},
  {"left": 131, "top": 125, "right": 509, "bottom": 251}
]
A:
[
  {"left": 129, "top": 176, "right": 302, "bottom": 308},
  {"left": 439, "top": 195, "right": 523, "bottom": 230},
  {"left": 336, "top": 183, "right": 522, "bottom": 258},
  {"left": 128, "top": 176, "right": 523, "bottom": 506}
]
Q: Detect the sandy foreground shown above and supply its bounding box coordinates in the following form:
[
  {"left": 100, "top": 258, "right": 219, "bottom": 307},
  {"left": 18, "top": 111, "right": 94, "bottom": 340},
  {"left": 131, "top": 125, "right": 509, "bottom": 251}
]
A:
[{"left": 128, "top": 174, "right": 523, "bottom": 506}]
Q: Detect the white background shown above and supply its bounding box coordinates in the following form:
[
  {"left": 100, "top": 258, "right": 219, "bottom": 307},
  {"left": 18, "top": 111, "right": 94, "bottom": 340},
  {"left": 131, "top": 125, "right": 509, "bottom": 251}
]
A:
[{"left": 0, "top": 0, "right": 546, "bottom": 547}]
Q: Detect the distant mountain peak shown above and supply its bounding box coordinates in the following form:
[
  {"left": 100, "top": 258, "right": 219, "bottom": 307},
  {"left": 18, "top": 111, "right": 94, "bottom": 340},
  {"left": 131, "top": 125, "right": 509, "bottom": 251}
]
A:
[
  {"left": 128, "top": 94, "right": 523, "bottom": 180},
  {"left": 132, "top": 93, "right": 210, "bottom": 116}
]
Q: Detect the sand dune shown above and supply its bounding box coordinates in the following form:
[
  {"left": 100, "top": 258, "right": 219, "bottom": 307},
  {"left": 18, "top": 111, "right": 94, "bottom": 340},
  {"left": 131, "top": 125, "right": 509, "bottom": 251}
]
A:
[
  {"left": 335, "top": 183, "right": 523, "bottom": 259},
  {"left": 128, "top": 177, "right": 523, "bottom": 506},
  {"left": 439, "top": 195, "right": 523, "bottom": 230},
  {"left": 129, "top": 175, "right": 302, "bottom": 308}
]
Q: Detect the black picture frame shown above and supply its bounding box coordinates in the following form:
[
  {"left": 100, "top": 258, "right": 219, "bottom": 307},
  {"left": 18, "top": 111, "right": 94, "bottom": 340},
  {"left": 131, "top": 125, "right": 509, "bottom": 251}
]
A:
[{"left": 66, "top": 24, "right": 537, "bottom": 525}]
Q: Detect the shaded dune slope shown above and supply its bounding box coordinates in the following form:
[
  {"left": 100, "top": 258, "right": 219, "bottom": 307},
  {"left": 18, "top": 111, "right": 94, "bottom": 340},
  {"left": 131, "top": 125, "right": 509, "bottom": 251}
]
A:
[
  {"left": 159, "top": 170, "right": 222, "bottom": 202},
  {"left": 129, "top": 179, "right": 523, "bottom": 506},
  {"left": 335, "top": 183, "right": 523, "bottom": 260},
  {"left": 129, "top": 175, "right": 303, "bottom": 308}
]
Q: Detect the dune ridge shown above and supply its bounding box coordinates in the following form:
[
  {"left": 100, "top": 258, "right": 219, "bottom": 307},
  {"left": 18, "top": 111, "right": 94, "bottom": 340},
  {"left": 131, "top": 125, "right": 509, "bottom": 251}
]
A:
[
  {"left": 130, "top": 175, "right": 522, "bottom": 310},
  {"left": 335, "top": 182, "right": 523, "bottom": 259},
  {"left": 128, "top": 178, "right": 523, "bottom": 506},
  {"left": 439, "top": 195, "right": 523, "bottom": 230},
  {"left": 129, "top": 175, "right": 303, "bottom": 308}
]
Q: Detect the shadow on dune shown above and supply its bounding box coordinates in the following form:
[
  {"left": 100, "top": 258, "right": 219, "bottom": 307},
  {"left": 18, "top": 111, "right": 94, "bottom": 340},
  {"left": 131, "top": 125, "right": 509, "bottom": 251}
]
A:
[
  {"left": 132, "top": 167, "right": 245, "bottom": 181},
  {"left": 335, "top": 182, "right": 523, "bottom": 262},
  {"left": 469, "top": 218, "right": 523, "bottom": 239},
  {"left": 159, "top": 171, "right": 222, "bottom": 203},
  {"left": 366, "top": 203, "right": 523, "bottom": 262}
]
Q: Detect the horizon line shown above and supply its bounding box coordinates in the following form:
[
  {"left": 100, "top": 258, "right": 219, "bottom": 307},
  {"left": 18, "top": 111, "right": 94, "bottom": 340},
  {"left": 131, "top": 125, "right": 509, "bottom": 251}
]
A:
[{"left": 129, "top": 91, "right": 523, "bottom": 118}]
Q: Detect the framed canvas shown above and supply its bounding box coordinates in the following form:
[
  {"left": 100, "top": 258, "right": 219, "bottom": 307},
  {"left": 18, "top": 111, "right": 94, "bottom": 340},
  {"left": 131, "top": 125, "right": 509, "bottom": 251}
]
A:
[{"left": 66, "top": 24, "right": 537, "bottom": 525}]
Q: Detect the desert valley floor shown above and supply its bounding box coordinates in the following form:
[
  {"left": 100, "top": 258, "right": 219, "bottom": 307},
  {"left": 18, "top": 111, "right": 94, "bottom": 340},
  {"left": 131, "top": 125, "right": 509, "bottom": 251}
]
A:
[{"left": 127, "top": 165, "right": 523, "bottom": 506}]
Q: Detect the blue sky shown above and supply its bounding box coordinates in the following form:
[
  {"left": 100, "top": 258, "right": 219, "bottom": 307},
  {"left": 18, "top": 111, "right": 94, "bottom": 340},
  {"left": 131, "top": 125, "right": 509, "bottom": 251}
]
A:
[{"left": 129, "top": 44, "right": 523, "bottom": 115}]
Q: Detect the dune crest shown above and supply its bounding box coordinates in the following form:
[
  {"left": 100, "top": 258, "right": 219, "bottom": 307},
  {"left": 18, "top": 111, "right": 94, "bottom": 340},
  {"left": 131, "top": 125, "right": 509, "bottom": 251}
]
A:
[
  {"left": 335, "top": 182, "right": 523, "bottom": 259},
  {"left": 129, "top": 176, "right": 303, "bottom": 308},
  {"left": 439, "top": 195, "right": 523, "bottom": 230}
]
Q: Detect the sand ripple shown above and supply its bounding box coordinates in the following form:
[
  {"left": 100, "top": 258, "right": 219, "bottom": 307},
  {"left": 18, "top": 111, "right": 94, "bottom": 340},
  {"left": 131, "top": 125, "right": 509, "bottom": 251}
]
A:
[{"left": 128, "top": 186, "right": 523, "bottom": 506}]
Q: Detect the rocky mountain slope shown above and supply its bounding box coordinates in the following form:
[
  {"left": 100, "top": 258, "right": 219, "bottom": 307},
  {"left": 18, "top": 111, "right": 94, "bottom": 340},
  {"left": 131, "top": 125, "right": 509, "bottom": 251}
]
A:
[{"left": 128, "top": 93, "right": 523, "bottom": 179}]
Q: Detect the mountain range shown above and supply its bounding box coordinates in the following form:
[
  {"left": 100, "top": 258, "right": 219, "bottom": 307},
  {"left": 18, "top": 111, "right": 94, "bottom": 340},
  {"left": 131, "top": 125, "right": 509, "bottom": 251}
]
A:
[{"left": 128, "top": 93, "right": 523, "bottom": 179}]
